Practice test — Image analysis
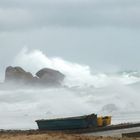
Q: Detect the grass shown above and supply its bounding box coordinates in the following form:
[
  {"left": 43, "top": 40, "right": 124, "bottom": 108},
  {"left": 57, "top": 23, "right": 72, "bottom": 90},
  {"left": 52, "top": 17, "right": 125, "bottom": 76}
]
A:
[{"left": 0, "top": 133, "right": 139, "bottom": 140}]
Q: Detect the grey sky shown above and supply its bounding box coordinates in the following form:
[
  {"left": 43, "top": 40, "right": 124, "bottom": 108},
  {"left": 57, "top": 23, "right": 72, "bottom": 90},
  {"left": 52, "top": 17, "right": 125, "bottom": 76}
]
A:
[{"left": 0, "top": 0, "right": 140, "bottom": 76}]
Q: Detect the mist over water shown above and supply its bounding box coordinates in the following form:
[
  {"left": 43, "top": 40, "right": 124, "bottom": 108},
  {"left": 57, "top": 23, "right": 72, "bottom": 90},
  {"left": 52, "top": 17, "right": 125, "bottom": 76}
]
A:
[{"left": 0, "top": 48, "right": 140, "bottom": 129}]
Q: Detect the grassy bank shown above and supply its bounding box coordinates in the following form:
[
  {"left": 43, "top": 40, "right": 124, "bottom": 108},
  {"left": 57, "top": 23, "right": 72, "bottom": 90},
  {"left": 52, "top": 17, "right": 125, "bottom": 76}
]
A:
[{"left": 0, "top": 133, "right": 139, "bottom": 140}]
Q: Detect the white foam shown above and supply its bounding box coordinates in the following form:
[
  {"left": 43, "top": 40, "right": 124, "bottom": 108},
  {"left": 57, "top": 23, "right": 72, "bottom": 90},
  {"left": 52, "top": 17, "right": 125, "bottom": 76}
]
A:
[{"left": 0, "top": 48, "right": 140, "bottom": 129}]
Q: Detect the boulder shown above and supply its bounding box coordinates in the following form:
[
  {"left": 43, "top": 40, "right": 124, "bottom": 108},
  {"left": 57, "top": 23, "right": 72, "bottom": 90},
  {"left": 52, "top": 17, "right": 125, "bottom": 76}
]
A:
[
  {"left": 5, "top": 66, "right": 34, "bottom": 84},
  {"left": 5, "top": 66, "right": 65, "bottom": 87},
  {"left": 36, "top": 68, "right": 65, "bottom": 85}
]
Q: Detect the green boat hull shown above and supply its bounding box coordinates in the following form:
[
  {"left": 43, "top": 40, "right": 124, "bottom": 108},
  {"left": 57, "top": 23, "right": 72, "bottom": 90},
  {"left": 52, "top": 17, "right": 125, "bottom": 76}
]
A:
[{"left": 36, "top": 114, "right": 97, "bottom": 130}]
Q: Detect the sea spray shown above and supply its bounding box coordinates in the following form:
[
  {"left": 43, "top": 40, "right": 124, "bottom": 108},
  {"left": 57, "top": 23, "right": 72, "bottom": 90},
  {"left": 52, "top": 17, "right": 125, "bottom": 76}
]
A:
[
  {"left": 0, "top": 48, "right": 140, "bottom": 129},
  {"left": 13, "top": 48, "right": 140, "bottom": 88}
]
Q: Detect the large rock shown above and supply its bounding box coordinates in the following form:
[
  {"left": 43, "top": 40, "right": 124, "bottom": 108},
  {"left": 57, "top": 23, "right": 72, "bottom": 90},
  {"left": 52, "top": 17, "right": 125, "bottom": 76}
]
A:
[
  {"left": 5, "top": 66, "right": 35, "bottom": 84},
  {"left": 5, "top": 66, "right": 65, "bottom": 86},
  {"left": 36, "top": 68, "right": 65, "bottom": 85}
]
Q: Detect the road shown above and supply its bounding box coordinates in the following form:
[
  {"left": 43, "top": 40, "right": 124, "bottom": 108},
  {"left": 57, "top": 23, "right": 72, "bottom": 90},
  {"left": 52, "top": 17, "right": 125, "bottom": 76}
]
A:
[{"left": 84, "top": 127, "right": 140, "bottom": 137}]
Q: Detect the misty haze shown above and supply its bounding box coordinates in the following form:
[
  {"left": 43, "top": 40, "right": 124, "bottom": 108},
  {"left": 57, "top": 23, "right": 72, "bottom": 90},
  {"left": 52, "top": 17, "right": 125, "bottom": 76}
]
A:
[{"left": 0, "top": 0, "right": 140, "bottom": 133}]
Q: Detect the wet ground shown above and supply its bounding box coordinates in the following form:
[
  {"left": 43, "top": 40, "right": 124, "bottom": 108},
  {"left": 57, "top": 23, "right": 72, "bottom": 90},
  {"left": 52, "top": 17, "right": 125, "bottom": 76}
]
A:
[{"left": 84, "top": 127, "right": 140, "bottom": 137}]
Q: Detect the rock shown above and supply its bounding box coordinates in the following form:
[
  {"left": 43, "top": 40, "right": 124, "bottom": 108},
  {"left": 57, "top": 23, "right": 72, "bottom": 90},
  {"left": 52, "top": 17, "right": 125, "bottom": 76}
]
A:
[
  {"left": 5, "top": 66, "right": 34, "bottom": 84},
  {"left": 5, "top": 66, "right": 65, "bottom": 87},
  {"left": 36, "top": 68, "right": 65, "bottom": 86}
]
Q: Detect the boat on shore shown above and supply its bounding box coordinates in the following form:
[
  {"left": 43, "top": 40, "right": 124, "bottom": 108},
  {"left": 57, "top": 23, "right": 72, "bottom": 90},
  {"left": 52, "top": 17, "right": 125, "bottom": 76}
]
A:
[{"left": 36, "top": 114, "right": 97, "bottom": 130}]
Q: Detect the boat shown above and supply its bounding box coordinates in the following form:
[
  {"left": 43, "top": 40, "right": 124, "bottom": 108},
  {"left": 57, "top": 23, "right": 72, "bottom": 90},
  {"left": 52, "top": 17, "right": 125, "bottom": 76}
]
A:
[{"left": 36, "top": 113, "right": 97, "bottom": 130}]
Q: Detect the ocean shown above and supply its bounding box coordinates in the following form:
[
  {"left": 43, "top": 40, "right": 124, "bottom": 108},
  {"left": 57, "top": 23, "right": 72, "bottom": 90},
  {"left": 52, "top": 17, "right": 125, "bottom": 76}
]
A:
[{"left": 0, "top": 48, "right": 140, "bottom": 129}]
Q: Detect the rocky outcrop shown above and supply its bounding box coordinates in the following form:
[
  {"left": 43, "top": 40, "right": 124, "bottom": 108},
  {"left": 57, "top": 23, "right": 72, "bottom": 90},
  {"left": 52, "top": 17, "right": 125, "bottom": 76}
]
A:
[
  {"left": 5, "top": 66, "right": 35, "bottom": 84},
  {"left": 36, "top": 68, "right": 65, "bottom": 86},
  {"left": 5, "top": 66, "right": 65, "bottom": 86}
]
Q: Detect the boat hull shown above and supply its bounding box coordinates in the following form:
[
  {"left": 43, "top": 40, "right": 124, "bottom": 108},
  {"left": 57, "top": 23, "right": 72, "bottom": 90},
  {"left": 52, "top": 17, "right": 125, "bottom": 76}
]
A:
[{"left": 36, "top": 114, "right": 97, "bottom": 130}]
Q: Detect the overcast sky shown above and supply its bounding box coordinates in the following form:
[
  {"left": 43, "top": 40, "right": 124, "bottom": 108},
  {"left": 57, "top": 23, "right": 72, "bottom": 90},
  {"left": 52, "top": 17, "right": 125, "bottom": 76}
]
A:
[{"left": 0, "top": 0, "right": 140, "bottom": 75}]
